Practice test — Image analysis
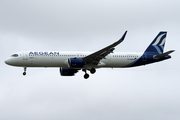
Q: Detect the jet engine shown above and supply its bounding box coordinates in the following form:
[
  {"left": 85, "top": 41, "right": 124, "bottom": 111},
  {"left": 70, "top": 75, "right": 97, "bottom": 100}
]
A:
[
  {"left": 68, "top": 58, "right": 84, "bottom": 68},
  {"left": 60, "top": 67, "right": 78, "bottom": 76}
]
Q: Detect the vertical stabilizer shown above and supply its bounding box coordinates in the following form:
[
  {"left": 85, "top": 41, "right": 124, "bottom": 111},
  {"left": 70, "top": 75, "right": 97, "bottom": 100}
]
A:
[{"left": 144, "top": 32, "right": 167, "bottom": 54}]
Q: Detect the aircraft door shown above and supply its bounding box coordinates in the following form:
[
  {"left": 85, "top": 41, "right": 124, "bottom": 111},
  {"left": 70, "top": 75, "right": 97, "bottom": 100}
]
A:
[{"left": 23, "top": 51, "right": 28, "bottom": 60}]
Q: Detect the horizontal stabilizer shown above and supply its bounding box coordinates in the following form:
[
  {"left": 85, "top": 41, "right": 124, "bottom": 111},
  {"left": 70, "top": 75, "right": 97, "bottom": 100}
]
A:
[{"left": 153, "top": 50, "right": 175, "bottom": 59}]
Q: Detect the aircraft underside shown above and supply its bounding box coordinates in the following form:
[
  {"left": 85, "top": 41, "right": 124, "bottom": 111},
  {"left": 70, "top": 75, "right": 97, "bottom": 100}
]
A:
[{"left": 5, "top": 31, "right": 174, "bottom": 79}]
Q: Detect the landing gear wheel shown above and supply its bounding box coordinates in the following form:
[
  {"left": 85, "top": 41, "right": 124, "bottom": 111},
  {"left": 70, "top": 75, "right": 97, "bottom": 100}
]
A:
[
  {"left": 23, "top": 67, "right": 27, "bottom": 76},
  {"left": 84, "top": 74, "right": 89, "bottom": 79},
  {"left": 90, "top": 68, "right": 96, "bottom": 74},
  {"left": 23, "top": 72, "right": 26, "bottom": 76}
]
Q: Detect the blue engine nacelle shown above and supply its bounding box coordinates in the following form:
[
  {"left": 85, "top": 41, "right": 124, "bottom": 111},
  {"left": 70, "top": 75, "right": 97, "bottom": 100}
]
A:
[
  {"left": 68, "top": 58, "right": 84, "bottom": 68},
  {"left": 60, "top": 67, "right": 78, "bottom": 76}
]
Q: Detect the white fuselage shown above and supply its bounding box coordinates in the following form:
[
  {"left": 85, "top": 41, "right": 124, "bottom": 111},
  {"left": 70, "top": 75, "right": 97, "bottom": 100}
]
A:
[
  {"left": 5, "top": 51, "right": 143, "bottom": 68},
  {"left": 4, "top": 31, "right": 173, "bottom": 79}
]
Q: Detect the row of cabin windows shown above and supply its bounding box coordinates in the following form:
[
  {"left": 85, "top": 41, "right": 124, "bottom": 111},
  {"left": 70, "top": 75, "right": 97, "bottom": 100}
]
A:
[
  {"left": 113, "top": 55, "right": 138, "bottom": 58},
  {"left": 29, "top": 54, "right": 138, "bottom": 58}
]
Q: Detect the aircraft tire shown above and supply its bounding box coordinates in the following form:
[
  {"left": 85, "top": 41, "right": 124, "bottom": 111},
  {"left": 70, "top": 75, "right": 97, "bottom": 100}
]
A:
[
  {"left": 90, "top": 68, "right": 96, "bottom": 74},
  {"left": 84, "top": 74, "right": 89, "bottom": 79},
  {"left": 23, "top": 72, "right": 26, "bottom": 76}
]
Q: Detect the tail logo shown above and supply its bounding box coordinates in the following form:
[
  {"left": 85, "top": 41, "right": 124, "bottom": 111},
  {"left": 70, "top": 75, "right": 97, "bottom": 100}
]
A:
[{"left": 152, "top": 33, "right": 166, "bottom": 54}]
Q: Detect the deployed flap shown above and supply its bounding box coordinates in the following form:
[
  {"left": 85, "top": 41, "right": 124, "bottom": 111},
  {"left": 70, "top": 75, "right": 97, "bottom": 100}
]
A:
[
  {"left": 153, "top": 50, "right": 175, "bottom": 59},
  {"left": 83, "top": 31, "right": 127, "bottom": 66}
]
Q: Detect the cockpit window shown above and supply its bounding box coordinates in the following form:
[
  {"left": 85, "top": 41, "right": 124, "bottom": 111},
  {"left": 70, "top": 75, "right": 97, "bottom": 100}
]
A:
[{"left": 11, "top": 54, "right": 18, "bottom": 57}]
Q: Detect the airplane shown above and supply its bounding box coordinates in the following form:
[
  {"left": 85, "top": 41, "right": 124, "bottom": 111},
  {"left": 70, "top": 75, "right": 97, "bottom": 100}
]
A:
[{"left": 5, "top": 31, "right": 174, "bottom": 79}]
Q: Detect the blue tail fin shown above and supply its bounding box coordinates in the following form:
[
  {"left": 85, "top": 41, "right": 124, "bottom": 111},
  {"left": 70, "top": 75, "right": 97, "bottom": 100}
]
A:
[{"left": 144, "top": 32, "right": 167, "bottom": 54}]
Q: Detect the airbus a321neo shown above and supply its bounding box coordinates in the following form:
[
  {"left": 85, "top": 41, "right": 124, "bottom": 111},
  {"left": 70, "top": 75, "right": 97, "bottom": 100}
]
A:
[{"left": 5, "top": 31, "right": 174, "bottom": 79}]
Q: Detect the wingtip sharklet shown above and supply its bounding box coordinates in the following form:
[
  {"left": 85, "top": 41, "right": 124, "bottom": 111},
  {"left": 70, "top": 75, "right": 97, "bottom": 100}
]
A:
[{"left": 120, "top": 31, "right": 128, "bottom": 40}]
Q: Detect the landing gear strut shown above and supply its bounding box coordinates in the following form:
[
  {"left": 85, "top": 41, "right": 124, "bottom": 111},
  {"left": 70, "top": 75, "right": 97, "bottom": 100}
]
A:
[
  {"left": 23, "top": 67, "right": 27, "bottom": 76},
  {"left": 82, "top": 69, "right": 89, "bottom": 79}
]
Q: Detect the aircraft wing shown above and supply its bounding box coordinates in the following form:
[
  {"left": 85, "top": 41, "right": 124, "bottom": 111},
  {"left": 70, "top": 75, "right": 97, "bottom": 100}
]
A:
[{"left": 83, "top": 31, "right": 127, "bottom": 66}]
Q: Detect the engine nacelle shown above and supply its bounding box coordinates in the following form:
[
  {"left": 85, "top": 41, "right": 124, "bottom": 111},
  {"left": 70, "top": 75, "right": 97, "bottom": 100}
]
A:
[
  {"left": 60, "top": 67, "right": 78, "bottom": 76},
  {"left": 68, "top": 58, "right": 84, "bottom": 68}
]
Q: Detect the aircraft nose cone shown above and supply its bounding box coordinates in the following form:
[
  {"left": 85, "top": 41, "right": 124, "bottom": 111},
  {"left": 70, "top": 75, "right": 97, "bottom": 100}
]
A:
[{"left": 5, "top": 59, "right": 11, "bottom": 65}]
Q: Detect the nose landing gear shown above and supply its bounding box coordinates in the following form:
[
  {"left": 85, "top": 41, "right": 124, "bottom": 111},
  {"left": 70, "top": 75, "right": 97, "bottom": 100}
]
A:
[{"left": 23, "top": 67, "right": 27, "bottom": 76}]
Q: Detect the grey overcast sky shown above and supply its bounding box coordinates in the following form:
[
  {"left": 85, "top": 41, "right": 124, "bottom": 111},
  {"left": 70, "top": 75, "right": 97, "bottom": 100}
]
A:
[{"left": 1, "top": 0, "right": 180, "bottom": 120}]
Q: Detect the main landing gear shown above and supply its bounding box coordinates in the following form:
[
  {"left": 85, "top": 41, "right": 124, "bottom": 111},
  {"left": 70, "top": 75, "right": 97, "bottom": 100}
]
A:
[
  {"left": 82, "top": 68, "right": 96, "bottom": 79},
  {"left": 23, "top": 67, "right": 27, "bottom": 76},
  {"left": 90, "top": 68, "right": 96, "bottom": 74}
]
